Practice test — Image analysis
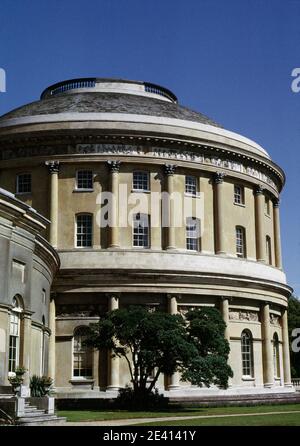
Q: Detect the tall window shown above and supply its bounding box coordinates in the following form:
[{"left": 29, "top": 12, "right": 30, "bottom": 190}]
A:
[
  {"left": 186, "top": 217, "right": 200, "bottom": 251},
  {"left": 266, "top": 236, "right": 272, "bottom": 265},
  {"left": 8, "top": 297, "right": 23, "bottom": 373},
  {"left": 236, "top": 226, "right": 246, "bottom": 258},
  {"left": 273, "top": 333, "right": 280, "bottom": 378},
  {"left": 265, "top": 197, "right": 270, "bottom": 215},
  {"left": 16, "top": 173, "right": 31, "bottom": 194},
  {"left": 185, "top": 175, "right": 197, "bottom": 196},
  {"left": 132, "top": 171, "right": 149, "bottom": 191},
  {"left": 234, "top": 185, "right": 244, "bottom": 205},
  {"left": 73, "top": 327, "right": 93, "bottom": 379},
  {"left": 133, "top": 213, "right": 150, "bottom": 248},
  {"left": 76, "top": 170, "right": 93, "bottom": 190},
  {"left": 76, "top": 214, "right": 93, "bottom": 247},
  {"left": 241, "top": 330, "right": 254, "bottom": 377}
]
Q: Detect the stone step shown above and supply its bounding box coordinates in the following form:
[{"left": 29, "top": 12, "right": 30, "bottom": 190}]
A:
[
  {"left": 23, "top": 410, "right": 48, "bottom": 417},
  {"left": 17, "top": 416, "right": 67, "bottom": 425}
]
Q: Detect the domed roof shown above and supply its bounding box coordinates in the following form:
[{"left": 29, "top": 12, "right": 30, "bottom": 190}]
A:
[{"left": 0, "top": 78, "right": 222, "bottom": 128}]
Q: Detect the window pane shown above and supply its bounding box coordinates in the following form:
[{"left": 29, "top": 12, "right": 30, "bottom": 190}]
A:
[
  {"left": 185, "top": 176, "right": 197, "bottom": 195},
  {"left": 236, "top": 227, "right": 245, "bottom": 257},
  {"left": 186, "top": 217, "right": 200, "bottom": 251},
  {"left": 73, "top": 328, "right": 93, "bottom": 378},
  {"left": 76, "top": 171, "right": 93, "bottom": 189},
  {"left": 234, "top": 185, "right": 244, "bottom": 204},
  {"left": 17, "top": 174, "right": 31, "bottom": 194},
  {"left": 133, "top": 213, "right": 149, "bottom": 247},
  {"left": 133, "top": 172, "right": 149, "bottom": 191},
  {"left": 241, "top": 332, "right": 253, "bottom": 377},
  {"left": 76, "top": 215, "right": 92, "bottom": 247}
]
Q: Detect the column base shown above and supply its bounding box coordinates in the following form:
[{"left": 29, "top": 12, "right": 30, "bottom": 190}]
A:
[
  {"left": 216, "top": 251, "right": 226, "bottom": 255},
  {"left": 108, "top": 245, "right": 120, "bottom": 249},
  {"left": 106, "top": 386, "right": 120, "bottom": 392},
  {"left": 284, "top": 382, "right": 293, "bottom": 387},
  {"left": 168, "top": 385, "right": 181, "bottom": 391},
  {"left": 263, "top": 383, "right": 274, "bottom": 388}
]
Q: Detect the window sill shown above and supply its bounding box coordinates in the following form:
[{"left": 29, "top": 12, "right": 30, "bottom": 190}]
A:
[
  {"left": 15, "top": 192, "right": 32, "bottom": 196},
  {"left": 131, "top": 189, "right": 151, "bottom": 193},
  {"left": 70, "top": 378, "right": 94, "bottom": 384},
  {"left": 73, "top": 189, "right": 94, "bottom": 193},
  {"left": 184, "top": 193, "right": 200, "bottom": 198},
  {"left": 233, "top": 202, "right": 245, "bottom": 208},
  {"left": 242, "top": 377, "right": 255, "bottom": 381}
]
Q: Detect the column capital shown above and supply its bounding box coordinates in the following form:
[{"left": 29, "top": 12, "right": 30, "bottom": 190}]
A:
[
  {"left": 45, "top": 160, "right": 60, "bottom": 174},
  {"left": 273, "top": 197, "right": 280, "bottom": 208},
  {"left": 164, "top": 164, "right": 177, "bottom": 176},
  {"left": 254, "top": 184, "right": 264, "bottom": 196},
  {"left": 213, "top": 171, "right": 225, "bottom": 184},
  {"left": 106, "top": 160, "right": 121, "bottom": 173}
]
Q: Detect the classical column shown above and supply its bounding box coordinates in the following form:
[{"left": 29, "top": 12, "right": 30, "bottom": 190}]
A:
[
  {"left": 107, "top": 294, "right": 120, "bottom": 391},
  {"left": 273, "top": 198, "right": 283, "bottom": 269},
  {"left": 106, "top": 161, "right": 121, "bottom": 248},
  {"left": 45, "top": 161, "right": 60, "bottom": 248},
  {"left": 48, "top": 297, "right": 56, "bottom": 384},
  {"left": 20, "top": 312, "right": 32, "bottom": 387},
  {"left": 213, "top": 172, "right": 226, "bottom": 255},
  {"left": 220, "top": 297, "right": 230, "bottom": 341},
  {"left": 281, "top": 309, "right": 292, "bottom": 387},
  {"left": 261, "top": 302, "right": 273, "bottom": 387},
  {"left": 164, "top": 164, "right": 177, "bottom": 250},
  {"left": 167, "top": 294, "right": 180, "bottom": 390},
  {"left": 254, "top": 185, "right": 266, "bottom": 262}
]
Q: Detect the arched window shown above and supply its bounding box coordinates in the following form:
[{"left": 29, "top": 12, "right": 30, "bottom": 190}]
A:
[
  {"left": 236, "top": 226, "right": 246, "bottom": 258},
  {"left": 8, "top": 296, "right": 23, "bottom": 373},
  {"left": 266, "top": 236, "right": 272, "bottom": 265},
  {"left": 273, "top": 333, "right": 280, "bottom": 378},
  {"left": 76, "top": 214, "right": 93, "bottom": 247},
  {"left": 73, "top": 327, "right": 93, "bottom": 379},
  {"left": 241, "top": 330, "right": 254, "bottom": 377}
]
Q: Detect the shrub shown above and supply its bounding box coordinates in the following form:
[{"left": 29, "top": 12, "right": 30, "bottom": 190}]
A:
[
  {"left": 114, "top": 386, "right": 169, "bottom": 411},
  {"left": 30, "top": 375, "right": 53, "bottom": 397}
]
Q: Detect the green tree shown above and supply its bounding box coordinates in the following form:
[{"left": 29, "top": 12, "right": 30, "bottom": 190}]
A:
[
  {"left": 288, "top": 295, "right": 300, "bottom": 377},
  {"left": 85, "top": 305, "right": 233, "bottom": 394}
]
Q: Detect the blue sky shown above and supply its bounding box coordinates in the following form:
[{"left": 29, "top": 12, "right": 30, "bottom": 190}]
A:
[{"left": 0, "top": 0, "right": 299, "bottom": 295}]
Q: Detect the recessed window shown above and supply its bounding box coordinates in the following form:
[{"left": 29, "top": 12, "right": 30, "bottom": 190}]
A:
[
  {"left": 236, "top": 226, "right": 246, "bottom": 258},
  {"left": 16, "top": 173, "right": 31, "bottom": 194},
  {"left": 76, "top": 214, "right": 93, "bottom": 247},
  {"left": 266, "top": 236, "right": 272, "bottom": 265},
  {"left": 76, "top": 170, "right": 93, "bottom": 190},
  {"left": 133, "top": 213, "right": 150, "bottom": 248},
  {"left": 132, "top": 171, "right": 149, "bottom": 191},
  {"left": 73, "top": 327, "right": 93, "bottom": 379},
  {"left": 185, "top": 176, "right": 197, "bottom": 196},
  {"left": 8, "top": 297, "right": 23, "bottom": 373},
  {"left": 265, "top": 197, "right": 270, "bottom": 215},
  {"left": 273, "top": 333, "right": 280, "bottom": 378},
  {"left": 186, "top": 217, "right": 200, "bottom": 251},
  {"left": 234, "top": 185, "right": 244, "bottom": 205},
  {"left": 241, "top": 330, "right": 254, "bottom": 377},
  {"left": 42, "top": 289, "right": 46, "bottom": 305}
]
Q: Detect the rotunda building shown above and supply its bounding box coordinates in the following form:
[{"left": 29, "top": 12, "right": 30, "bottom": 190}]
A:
[{"left": 0, "top": 78, "right": 293, "bottom": 397}]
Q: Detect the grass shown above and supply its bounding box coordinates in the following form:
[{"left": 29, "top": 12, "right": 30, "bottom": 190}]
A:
[
  {"left": 140, "top": 412, "right": 300, "bottom": 426},
  {"left": 58, "top": 403, "right": 300, "bottom": 423}
]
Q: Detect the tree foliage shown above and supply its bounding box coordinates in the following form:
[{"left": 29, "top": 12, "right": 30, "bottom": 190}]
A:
[
  {"left": 85, "top": 305, "right": 233, "bottom": 393},
  {"left": 288, "top": 295, "right": 300, "bottom": 377}
]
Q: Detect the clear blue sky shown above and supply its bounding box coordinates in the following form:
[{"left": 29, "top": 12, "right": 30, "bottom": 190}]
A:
[{"left": 0, "top": 0, "right": 299, "bottom": 295}]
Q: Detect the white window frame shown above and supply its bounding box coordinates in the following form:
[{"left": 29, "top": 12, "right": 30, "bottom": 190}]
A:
[
  {"left": 132, "top": 213, "right": 150, "bottom": 248},
  {"left": 241, "top": 330, "right": 254, "bottom": 378},
  {"left": 273, "top": 333, "right": 280, "bottom": 379},
  {"left": 16, "top": 173, "right": 32, "bottom": 195},
  {"left": 185, "top": 175, "right": 198, "bottom": 196},
  {"left": 75, "top": 214, "right": 93, "bottom": 248},
  {"left": 72, "top": 327, "right": 93, "bottom": 379},
  {"left": 186, "top": 217, "right": 200, "bottom": 251},
  {"left": 8, "top": 297, "right": 23, "bottom": 373},
  {"left": 234, "top": 185, "right": 244, "bottom": 205},
  {"left": 75, "top": 170, "right": 94, "bottom": 191},
  {"left": 132, "top": 171, "right": 150, "bottom": 192},
  {"left": 236, "top": 226, "right": 246, "bottom": 258}
]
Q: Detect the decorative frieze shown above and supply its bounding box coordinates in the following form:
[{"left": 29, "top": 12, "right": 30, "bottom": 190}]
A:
[
  {"left": 270, "top": 313, "right": 281, "bottom": 326},
  {"left": 1, "top": 143, "right": 278, "bottom": 191},
  {"left": 229, "top": 310, "right": 260, "bottom": 322},
  {"left": 56, "top": 304, "right": 104, "bottom": 318}
]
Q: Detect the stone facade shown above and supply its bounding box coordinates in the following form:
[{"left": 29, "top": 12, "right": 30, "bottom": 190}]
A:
[{"left": 0, "top": 78, "right": 294, "bottom": 397}]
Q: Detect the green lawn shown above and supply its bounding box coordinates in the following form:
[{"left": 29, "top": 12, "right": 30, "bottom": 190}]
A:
[
  {"left": 141, "top": 412, "right": 300, "bottom": 426},
  {"left": 58, "top": 403, "right": 300, "bottom": 423}
]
